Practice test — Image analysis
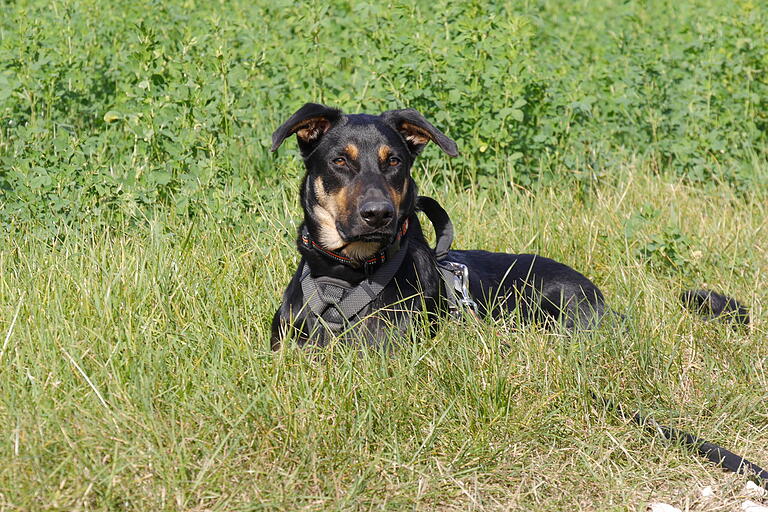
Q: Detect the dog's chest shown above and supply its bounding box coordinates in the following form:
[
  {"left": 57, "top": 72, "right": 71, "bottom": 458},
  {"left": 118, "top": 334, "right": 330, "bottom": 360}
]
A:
[{"left": 282, "top": 266, "right": 435, "bottom": 347}]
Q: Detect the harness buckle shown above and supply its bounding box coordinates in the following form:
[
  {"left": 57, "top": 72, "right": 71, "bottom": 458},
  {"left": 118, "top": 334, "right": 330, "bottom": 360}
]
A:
[
  {"left": 455, "top": 262, "right": 479, "bottom": 314},
  {"left": 437, "top": 260, "right": 479, "bottom": 318}
]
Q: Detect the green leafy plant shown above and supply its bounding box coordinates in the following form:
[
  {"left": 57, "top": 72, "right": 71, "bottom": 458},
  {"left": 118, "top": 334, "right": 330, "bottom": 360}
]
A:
[
  {"left": 1, "top": 0, "right": 766, "bottom": 230},
  {"left": 636, "top": 226, "right": 692, "bottom": 274}
]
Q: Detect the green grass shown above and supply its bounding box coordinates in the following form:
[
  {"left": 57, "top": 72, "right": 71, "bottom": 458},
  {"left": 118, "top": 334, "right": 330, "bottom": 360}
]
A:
[
  {"left": 2, "top": 0, "right": 768, "bottom": 509},
  {"left": 1, "top": 164, "right": 767, "bottom": 510}
]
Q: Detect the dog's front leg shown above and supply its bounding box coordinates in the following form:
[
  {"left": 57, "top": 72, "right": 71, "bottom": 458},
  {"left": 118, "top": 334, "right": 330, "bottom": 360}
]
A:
[{"left": 269, "top": 309, "right": 284, "bottom": 350}]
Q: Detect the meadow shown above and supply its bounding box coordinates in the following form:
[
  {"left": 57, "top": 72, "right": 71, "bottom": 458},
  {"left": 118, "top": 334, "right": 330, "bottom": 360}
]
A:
[{"left": 1, "top": 0, "right": 767, "bottom": 510}]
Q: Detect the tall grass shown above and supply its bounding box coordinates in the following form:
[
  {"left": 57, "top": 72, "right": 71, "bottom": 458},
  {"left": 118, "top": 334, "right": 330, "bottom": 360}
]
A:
[
  {"left": 1, "top": 163, "right": 766, "bottom": 510},
  {"left": 2, "top": 0, "right": 767, "bottom": 509}
]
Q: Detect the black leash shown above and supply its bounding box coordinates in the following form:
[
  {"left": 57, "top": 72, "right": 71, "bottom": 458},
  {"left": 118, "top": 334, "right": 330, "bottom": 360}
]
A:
[
  {"left": 416, "top": 196, "right": 479, "bottom": 316},
  {"left": 594, "top": 392, "right": 768, "bottom": 488},
  {"left": 416, "top": 196, "right": 454, "bottom": 261}
]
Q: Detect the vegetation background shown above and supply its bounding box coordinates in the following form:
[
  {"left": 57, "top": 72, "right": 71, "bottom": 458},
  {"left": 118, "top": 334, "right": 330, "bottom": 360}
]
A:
[{"left": 0, "top": 0, "right": 766, "bottom": 510}]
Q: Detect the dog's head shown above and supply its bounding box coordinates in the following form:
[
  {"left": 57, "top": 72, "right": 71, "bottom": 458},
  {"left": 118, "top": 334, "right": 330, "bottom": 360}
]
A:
[{"left": 272, "top": 103, "right": 458, "bottom": 263}]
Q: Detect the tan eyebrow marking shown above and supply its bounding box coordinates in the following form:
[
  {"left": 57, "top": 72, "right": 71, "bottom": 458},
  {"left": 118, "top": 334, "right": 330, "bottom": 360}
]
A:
[
  {"left": 378, "top": 145, "right": 391, "bottom": 162},
  {"left": 344, "top": 144, "right": 359, "bottom": 160}
]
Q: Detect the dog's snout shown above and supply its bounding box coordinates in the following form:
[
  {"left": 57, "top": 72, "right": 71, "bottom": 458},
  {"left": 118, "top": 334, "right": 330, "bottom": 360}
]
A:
[{"left": 359, "top": 201, "right": 394, "bottom": 228}]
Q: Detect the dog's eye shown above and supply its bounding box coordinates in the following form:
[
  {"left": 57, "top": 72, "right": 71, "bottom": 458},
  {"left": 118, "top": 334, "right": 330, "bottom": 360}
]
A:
[
  {"left": 331, "top": 157, "right": 346, "bottom": 166},
  {"left": 388, "top": 156, "right": 401, "bottom": 167}
]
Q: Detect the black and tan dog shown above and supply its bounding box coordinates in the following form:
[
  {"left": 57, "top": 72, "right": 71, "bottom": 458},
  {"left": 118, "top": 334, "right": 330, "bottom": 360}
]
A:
[
  {"left": 269, "top": 102, "right": 764, "bottom": 486},
  {"left": 269, "top": 103, "right": 747, "bottom": 349},
  {"left": 269, "top": 103, "right": 612, "bottom": 349}
]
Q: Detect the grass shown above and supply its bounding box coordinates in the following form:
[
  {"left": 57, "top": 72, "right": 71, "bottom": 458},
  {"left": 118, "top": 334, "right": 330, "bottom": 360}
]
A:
[
  {"left": 1, "top": 0, "right": 767, "bottom": 508},
  {"left": 1, "top": 160, "right": 766, "bottom": 511}
]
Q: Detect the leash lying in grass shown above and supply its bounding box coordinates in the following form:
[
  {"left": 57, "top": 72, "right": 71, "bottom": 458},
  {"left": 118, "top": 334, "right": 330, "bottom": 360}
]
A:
[{"left": 594, "top": 391, "right": 768, "bottom": 489}]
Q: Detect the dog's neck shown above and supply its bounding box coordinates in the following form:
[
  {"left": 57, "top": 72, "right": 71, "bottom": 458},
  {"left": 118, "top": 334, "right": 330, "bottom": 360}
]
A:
[
  {"left": 296, "top": 196, "right": 453, "bottom": 283},
  {"left": 297, "top": 215, "right": 417, "bottom": 283}
]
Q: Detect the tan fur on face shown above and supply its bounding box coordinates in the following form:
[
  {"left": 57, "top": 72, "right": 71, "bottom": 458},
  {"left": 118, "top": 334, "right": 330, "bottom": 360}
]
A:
[
  {"left": 341, "top": 241, "right": 381, "bottom": 261},
  {"left": 312, "top": 177, "right": 345, "bottom": 250},
  {"left": 378, "top": 145, "right": 391, "bottom": 162},
  {"left": 345, "top": 144, "right": 359, "bottom": 160},
  {"left": 312, "top": 177, "right": 388, "bottom": 263},
  {"left": 388, "top": 178, "right": 408, "bottom": 211}
]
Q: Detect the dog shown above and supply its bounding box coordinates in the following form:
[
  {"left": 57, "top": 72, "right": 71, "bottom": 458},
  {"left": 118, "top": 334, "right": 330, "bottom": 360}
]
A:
[
  {"left": 269, "top": 103, "right": 746, "bottom": 348},
  {"left": 268, "top": 102, "right": 764, "bottom": 486},
  {"left": 268, "top": 103, "right": 620, "bottom": 348}
]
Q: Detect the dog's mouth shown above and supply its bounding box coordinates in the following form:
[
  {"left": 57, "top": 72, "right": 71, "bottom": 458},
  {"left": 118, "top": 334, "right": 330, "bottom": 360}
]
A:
[
  {"left": 336, "top": 224, "right": 394, "bottom": 246},
  {"left": 355, "top": 232, "right": 391, "bottom": 243}
]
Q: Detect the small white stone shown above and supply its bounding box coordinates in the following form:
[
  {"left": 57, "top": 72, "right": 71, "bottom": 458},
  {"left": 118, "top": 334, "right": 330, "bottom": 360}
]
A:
[
  {"left": 742, "top": 500, "right": 768, "bottom": 512},
  {"left": 648, "top": 503, "right": 682, "bottom": 512},
  {"left": 700, "top": 486, "right": 714, "bottom": 498},
  {"left": 744, "top": 481, "right": 768, "bottom": 497}
]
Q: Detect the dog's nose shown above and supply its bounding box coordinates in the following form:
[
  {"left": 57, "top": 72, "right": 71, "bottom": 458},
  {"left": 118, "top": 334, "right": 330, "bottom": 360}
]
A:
[{"left": 359, "top": 201, "right": 394, "bottom": 228}]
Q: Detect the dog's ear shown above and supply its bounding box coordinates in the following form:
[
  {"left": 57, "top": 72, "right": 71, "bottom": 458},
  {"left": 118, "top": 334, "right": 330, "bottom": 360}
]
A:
[
  {"left": 381, "top": 109, "right": 459, "bottom": 157},
  {"left": 271, "top": 103, "right": 343, "bottom": 155}
]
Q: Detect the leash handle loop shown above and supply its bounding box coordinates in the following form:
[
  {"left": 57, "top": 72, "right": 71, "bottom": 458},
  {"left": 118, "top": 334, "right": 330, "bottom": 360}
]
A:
[{"left": 416, "top": 196, "right": 454, "bottom": 261}]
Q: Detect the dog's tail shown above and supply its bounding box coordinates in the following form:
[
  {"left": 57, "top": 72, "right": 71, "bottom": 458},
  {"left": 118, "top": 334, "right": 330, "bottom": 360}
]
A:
[
  {"left": 680, "top": 289, "right": 750, "bottom": 326},
  {"left": 593, "top": 393, "right": 768, "bottom": 488}
]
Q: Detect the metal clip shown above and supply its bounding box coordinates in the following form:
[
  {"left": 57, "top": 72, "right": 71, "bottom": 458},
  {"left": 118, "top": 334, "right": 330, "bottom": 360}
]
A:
[
  {"left": 455, "top": 262, "right": 478, "bottom": 314},
  {"left": 438, "top": 260, "right": 479, "bottom": 317}
]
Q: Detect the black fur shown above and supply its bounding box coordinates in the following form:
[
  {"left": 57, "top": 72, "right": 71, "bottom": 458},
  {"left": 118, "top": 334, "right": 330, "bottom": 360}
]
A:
[{"left": 681, "top": 289, "right": 750, "bottom": 326}]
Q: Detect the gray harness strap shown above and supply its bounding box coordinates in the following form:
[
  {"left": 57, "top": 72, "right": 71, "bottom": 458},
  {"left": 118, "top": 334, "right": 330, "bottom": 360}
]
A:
[{"left": 300, "top": 240, "right": 410, "bottom": 329}]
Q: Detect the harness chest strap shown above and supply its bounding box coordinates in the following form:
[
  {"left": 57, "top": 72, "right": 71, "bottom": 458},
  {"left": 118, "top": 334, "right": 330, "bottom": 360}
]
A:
[{"left": 300, "top": 240, "right": 410, "bottom": 327}]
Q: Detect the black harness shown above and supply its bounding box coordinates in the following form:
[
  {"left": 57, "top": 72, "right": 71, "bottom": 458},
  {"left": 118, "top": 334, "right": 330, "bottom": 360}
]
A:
[
  {"left": 297, "top": 196, "right": 477, "bottom": 333},
  {"left": 298, "top": 239, "right": 410, "bottom": 332}
]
